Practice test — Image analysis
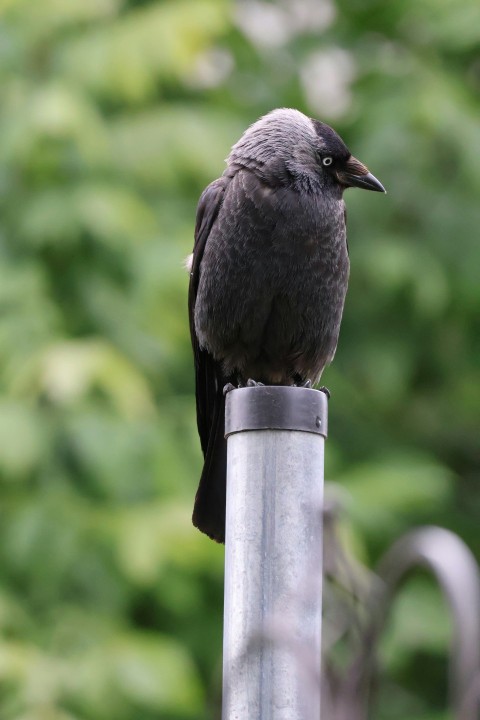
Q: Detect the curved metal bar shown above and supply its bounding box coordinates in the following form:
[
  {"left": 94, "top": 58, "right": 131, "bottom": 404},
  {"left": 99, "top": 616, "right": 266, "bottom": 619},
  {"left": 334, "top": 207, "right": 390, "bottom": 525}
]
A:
[{"left": 368, "top": 526, "right": 480, "bottom": 720}]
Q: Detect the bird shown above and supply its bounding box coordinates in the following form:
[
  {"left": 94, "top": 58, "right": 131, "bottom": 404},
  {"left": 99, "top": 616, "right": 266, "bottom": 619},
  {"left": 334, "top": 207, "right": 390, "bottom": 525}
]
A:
[{"left": 187, "top": 108, "right": 385, "bottom": 543}]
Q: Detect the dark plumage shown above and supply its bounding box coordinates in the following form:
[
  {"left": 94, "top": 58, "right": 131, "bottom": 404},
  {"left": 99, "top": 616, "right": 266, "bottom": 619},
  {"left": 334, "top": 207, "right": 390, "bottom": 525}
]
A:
[{"left": 188, "top": 108, "right": 385, "bottom": 542}]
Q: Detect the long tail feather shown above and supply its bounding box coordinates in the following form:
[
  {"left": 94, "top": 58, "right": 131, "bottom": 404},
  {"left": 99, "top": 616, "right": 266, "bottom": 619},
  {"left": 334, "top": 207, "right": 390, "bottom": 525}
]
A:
[{"left": 192, "top": 394, "right": 227, "bottom": 543}]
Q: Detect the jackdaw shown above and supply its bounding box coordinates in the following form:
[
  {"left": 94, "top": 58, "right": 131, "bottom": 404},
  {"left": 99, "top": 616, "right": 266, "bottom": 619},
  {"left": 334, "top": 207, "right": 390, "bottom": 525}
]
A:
[{"left": 188, "top": 108, "right": 385, "bottom": 542}]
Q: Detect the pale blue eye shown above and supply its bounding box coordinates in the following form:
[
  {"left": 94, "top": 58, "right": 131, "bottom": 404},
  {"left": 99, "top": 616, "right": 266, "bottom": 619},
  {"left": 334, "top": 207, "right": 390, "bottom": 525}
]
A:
[{"left": 322, "top": 156, "right": 333, "bottom": 167}]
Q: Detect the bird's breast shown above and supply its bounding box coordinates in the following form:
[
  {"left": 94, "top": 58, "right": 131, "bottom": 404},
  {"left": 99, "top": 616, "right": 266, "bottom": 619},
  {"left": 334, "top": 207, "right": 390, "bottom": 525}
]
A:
[{"left": 194, "top": 172, "right": 349, "bottom": 380}]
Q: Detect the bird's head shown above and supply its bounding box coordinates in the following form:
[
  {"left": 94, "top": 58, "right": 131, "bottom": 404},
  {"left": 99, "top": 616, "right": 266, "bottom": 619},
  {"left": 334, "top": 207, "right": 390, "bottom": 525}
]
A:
[{"left": 228, "top": 108, "right": 385, "bottom": 194}]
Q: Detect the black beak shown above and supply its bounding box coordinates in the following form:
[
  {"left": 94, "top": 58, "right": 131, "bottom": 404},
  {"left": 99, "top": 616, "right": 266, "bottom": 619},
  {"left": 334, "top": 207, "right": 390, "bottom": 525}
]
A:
[{"left": 336, "top": 155, "right": 386, "bottom": 193}]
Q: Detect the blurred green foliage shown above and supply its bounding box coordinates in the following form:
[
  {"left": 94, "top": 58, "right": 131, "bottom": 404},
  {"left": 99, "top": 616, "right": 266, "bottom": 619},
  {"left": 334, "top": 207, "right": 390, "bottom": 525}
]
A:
[{"left": 0, "top": 0, "right": 478, "bottom": 718}]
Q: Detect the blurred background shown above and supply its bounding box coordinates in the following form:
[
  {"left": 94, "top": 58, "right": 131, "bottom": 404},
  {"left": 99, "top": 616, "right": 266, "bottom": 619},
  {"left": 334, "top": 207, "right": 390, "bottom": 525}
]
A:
[{"left": 0, "top": 0, "right": 479, "bottom": 718}]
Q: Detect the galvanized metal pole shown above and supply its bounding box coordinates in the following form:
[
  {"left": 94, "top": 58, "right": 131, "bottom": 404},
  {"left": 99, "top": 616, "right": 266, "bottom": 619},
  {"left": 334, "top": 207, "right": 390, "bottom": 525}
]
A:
[{"left": 222, "top": 386, "right": 327, "bottom": 720}]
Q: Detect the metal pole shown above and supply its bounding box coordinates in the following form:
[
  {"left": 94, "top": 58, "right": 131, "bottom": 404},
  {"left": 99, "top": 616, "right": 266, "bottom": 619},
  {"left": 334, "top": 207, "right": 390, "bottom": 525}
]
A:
[{"left": 222, "top": 386, "right": 328, "bottom": 720}]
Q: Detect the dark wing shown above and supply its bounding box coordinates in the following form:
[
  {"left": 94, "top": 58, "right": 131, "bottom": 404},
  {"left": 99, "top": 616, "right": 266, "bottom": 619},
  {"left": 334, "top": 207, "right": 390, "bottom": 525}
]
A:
[
  {"left": 188, "top": 177, "right": 227, "bottom": 456},
  {"left": 189, "top": 177, "right": 231, "bottom": 542}
]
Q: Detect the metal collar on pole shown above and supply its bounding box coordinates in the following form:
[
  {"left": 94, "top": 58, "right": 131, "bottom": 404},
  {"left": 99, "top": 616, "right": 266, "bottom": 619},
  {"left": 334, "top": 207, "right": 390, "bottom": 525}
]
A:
[{"left": 225, "top": 385, "right": 328, "bottom": 438}]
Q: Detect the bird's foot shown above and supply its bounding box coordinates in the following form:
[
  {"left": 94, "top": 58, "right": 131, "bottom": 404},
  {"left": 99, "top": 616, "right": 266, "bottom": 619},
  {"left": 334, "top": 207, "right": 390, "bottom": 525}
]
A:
[
  {"left": 223, "top": 379, "right": 265, "bottom": 394},
  {"left": 318, "top": 385, "right": 331, "bottom": 399},
  {"left": 246, "top": 378, "right": 265, "bottom": 387}
]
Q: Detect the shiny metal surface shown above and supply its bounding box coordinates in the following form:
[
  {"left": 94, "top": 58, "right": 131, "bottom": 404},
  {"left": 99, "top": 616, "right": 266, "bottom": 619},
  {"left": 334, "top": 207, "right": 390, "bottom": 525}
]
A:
[{"left": 222, "top": 387, "right": 326, "bottom": 720}]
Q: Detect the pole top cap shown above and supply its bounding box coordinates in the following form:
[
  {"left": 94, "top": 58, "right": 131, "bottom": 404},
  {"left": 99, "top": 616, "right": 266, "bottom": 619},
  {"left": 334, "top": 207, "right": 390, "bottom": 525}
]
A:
[{"left": 225, "top": 386, "right": 328, "bottom": 439}]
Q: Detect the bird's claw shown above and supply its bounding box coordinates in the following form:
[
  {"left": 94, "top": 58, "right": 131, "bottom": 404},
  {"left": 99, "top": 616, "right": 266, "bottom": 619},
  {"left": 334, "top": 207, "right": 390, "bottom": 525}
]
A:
[
  {"left": 223, "top": 383, "right": 236, "bottom": 396},
  {"left": 246, "top": 378, "right": 265, "bottom": 387},
  {"left": 298, "top": 379, "right": 312, "bottom": 388},
  {"left": 318, "top": 385, "right": 331, "bottom": 399}
]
